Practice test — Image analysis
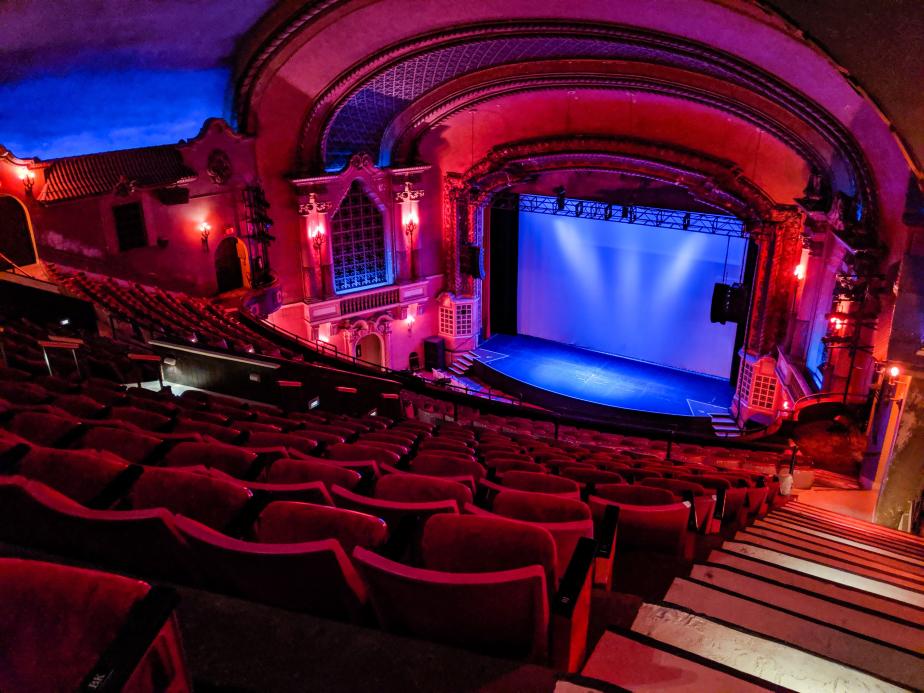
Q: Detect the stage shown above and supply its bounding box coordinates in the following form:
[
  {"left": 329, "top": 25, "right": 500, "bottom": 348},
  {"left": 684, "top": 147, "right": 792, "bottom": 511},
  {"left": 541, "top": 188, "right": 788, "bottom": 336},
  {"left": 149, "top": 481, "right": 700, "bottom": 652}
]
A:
[{"left": 473, "top": 334, "right": 734, "bottom": 429}]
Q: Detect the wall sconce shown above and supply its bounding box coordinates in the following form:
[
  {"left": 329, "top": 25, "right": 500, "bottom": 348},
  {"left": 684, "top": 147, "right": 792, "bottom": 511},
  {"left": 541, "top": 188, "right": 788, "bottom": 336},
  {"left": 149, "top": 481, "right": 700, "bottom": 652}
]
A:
[
  {"left": 308, "top": 224, "right": 325, "bottom": 254},
  {"left": 199, "top": 222, "right": 212, "bottom": 251},
  {"left": 18, "top": 168, "right": 35, "bottom": 195},
  {"left": 888, "top": 365, "right": 901, "bottom": 380},
  {"left": 794, "top": 265, "right": 806, "bottom": 280},
  {"left": 405, "top": 312, "right": 416, "bottom": 335}
]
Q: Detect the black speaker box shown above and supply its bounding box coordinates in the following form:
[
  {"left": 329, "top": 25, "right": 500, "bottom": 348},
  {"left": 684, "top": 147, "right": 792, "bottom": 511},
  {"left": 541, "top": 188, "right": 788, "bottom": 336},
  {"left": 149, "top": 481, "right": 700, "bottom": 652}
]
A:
[
  {"left": 423, "top": 336, "right": 446, "bottom": 370},
  {"left": 710, "top": 283, "right": 733, "bottom": 324}
]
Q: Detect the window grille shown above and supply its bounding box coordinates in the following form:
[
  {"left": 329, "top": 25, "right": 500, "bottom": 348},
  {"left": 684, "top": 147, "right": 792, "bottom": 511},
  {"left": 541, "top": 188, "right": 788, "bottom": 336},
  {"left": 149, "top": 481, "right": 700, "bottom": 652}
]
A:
[
  {"left": 750, "top": 373, "right": 777, "bottom": 410},
  {"left": 455, "top": 304, "right": 473, "bottom": 336},
  {"left": 330, "top": 181, "right": 388, "bottom": 293},
  {"left": 439, "top": 306, "right": 454, "bottom": 336}
]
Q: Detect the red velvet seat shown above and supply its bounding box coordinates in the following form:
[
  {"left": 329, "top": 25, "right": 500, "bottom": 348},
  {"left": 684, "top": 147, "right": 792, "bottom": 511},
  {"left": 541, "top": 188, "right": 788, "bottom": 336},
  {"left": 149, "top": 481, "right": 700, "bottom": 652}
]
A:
[
  {"left": 163, "top": 440, "right": 259, "bottom": 478},
  {"left": 485, "top": 470, "right": 581, "bottom": 499},
  {"left": 418, "top": 438, "right": 473, "bottom": 453},
  {"left": 641, "top": 478, "right": 716, "bottom": 532},
  {"left": 0, "top": 477, "right": 193, "bottom": 581},
  {"left": 183, "top": 465, "right": 335, "bottom": 505},
  {"left": 261, "top": 457, "right": 362, "bottom": 490},
  {"left": 0, "top": 558, "right": 191, "bottom": 692},
  {"left": 14, "top": 446, "right": 129, "bottom": 505},
  {"left": 76, "top": 425, "right": 164, "bottom": 464},
  {"left": 252, "top": 500, "right": 388, "bottom": 552},
  {"left": 677, "top": 474, "right": 747, "bottom": 527},
  {"left": 354, "top": 513, "right": 595, "bottom": 671},
  {"left": 107, "top": 405, "right": 172, "bottom": 431},
  {"left": 5, "top": 410, "right": 81, "bottom": 446},
  {"left": 375, "top": 472, "right": 473, "bottom": 509},
  {"left": 328, "top": 443, "right": 400, "bottom": 465},
  {"left": 0, "top": 380, "right": 51, "bottom": 405},
  {"left": 408, "top": 455, "right": 485, "bottom": 482},
  {"left": 173, "top": 515, "right": 370, "bottom": 619},
  {"left": 560, "top": 467, "right": 625, "bottom": 489},
  {"left": 355, "top": 438, "right": 408, "bottom": 456},
  {"left": 467, "top": 491, "right": 595, "bottom": 580},
  {"left": 52, "top": 393, "right": 107, "bottom": 418},
  {"left": 292, "top": 427, "right": 346, "bottom": 446},
  {"left": 246, "top": 431, "right": 319, "bottom": 455},
  {"left": 125, "top": 466, "right": 252, "bottom": 531},
  {"left": 589, "top": 484, "right": 689, "bottom": 556},
  {"left": 172, "top": 417, "right": 243, "bottom": 445}
]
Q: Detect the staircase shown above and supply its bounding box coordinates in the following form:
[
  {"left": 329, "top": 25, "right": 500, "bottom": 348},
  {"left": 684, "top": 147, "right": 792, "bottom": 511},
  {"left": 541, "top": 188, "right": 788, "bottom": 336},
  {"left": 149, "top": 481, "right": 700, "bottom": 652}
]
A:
[
  {"left": 447, "top": 350, "right": 475, "bottom": 377},
  {"left": 580, "top": 500, "right": 924, "bottom": 692},
  {"left": 709, "top": 411, "right": 743, "bottom": 438}
]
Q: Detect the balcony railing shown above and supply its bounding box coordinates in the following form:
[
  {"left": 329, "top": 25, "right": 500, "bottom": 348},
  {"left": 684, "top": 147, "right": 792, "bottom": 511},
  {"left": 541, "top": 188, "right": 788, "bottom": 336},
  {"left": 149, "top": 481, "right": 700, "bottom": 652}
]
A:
[{"left": 306, "top": 277, "right": 435, "bottom": 323}]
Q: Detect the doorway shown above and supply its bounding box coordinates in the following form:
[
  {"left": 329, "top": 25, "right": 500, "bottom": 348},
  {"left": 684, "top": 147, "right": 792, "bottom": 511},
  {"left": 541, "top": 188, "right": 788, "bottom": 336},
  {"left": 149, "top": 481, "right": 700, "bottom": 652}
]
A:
[
  {"left": 0, "top": 196, "right": 37, "bottom": 269},
  {"left": 215, "top": 236, "right": 250, "bottom": 293},
  {"left": 355, "top": 332, "right": 384, "bottom": 368}
]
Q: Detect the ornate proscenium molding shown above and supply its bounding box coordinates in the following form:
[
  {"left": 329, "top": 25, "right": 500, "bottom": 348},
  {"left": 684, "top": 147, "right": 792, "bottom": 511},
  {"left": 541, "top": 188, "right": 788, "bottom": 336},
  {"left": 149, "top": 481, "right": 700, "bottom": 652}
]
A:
[
  {"left": 395, "top": 180, "right": 425, "bottom": 203},
  {"left": 459, "top": 136, "right": 778, "bottom": 224}
]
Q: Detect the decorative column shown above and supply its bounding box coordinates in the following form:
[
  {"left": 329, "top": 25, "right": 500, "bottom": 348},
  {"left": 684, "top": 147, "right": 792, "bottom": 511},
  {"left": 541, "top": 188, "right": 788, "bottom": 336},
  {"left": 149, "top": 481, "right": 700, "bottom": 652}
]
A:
[
  {"left": 442, "top": 173, "right": 465, "bottom": 295},
  {"left": 395, "top": 181, "right": 424, "bottom": 281},
  {"left": 298, "top": 192, "right": 332, "bottom": 300}
]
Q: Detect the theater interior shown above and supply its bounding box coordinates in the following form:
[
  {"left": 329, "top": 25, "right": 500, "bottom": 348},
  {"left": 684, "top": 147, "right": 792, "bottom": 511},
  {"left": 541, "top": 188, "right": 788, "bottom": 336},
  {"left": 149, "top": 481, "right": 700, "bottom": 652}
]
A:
[{"left": 0, "top": 1, "right": 922, "bottom": 691}]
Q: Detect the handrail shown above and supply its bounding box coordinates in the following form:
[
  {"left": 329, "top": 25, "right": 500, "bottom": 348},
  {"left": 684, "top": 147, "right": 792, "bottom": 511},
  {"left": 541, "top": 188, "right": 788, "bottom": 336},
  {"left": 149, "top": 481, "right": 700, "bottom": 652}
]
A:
[
  {"left": 0, "top": 250, "right": 38, "bottom": 280},
  {"left": 245, "top": 311, "right": 524, "bottom": 406}
]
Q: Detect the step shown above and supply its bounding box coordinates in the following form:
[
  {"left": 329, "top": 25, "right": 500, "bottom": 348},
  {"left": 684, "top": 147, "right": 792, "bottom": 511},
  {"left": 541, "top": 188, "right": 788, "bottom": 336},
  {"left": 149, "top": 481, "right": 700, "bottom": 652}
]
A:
[
  {"left": 631, "top": 602, "right": 908, "bottom": 693},
  {"left": 663, "top": 578, "right": 923, "bottom": 690},
  {"left": 711, "top": 423, "right": 740, "bottom": 431},
  {"left": 717, "top": 542, "right": 924, "bottom": 609},
  {"left": 581, "top": 627, "right": 779, "bottom": 692},
  {"left": 705, "top": 549, "right": 924, "bottom": 626},
  {"left": 733, "top": 531, "right": 924, "bottom": 589},
  {"left": 688, "top": 563, "right": 924, "bottom": 652},
  {"left": 765, "top": 512, "right": 924, "bottom": 560}
]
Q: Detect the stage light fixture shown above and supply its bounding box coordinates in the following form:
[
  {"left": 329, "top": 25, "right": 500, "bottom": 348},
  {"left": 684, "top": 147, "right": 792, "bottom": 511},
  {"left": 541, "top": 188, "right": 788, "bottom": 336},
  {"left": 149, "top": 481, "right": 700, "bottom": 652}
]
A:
[
  {"left": 621, "top": 205, "right": 629, "bottom": 219},
  {"left": 554, "top": 186, "right": 566, "bottom": 211},
  {"left": 682, "top": 212, "right": 691, "bottom": 230},
  {"left": 604, "top": 204, "right": 613, "bottom": 220},
  {"left": 574, "top": 201, "right": 583, "bottom": 217}
]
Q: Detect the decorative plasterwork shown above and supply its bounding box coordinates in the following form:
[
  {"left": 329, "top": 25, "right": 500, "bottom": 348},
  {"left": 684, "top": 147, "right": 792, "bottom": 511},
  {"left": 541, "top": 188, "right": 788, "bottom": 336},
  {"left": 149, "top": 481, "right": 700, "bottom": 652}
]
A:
[
  {"left": 284, "top": 22, "right": 875, "bottom": 221},
  {"left": 458, "top": 136, "right": 778, "bottom": 223},
  {"left": 384, "top": 73, "right": 829, "bottom": 179}
]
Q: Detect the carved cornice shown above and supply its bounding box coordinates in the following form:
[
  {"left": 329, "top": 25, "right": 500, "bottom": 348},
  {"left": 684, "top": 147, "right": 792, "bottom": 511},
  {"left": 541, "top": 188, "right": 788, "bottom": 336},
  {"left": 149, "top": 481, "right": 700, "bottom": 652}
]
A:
[
  {"left": 278, "top": 20, "right": 876, "bottom": 222},
  {"left": 459, "top": 135, "right": 778, "bottom": 221}
]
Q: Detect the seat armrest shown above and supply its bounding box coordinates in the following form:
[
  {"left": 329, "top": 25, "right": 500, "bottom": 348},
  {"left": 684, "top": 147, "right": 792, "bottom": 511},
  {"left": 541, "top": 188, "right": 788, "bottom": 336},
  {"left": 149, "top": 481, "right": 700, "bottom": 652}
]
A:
[
  {"left": 593, "top": 504, "right": 619, "bottom": 590},
  {"left": 80, "top": 586, "right": 182, "bottom": 692},
  {"left": 550, "top": 536, "right": 597, "bottom": 673}
]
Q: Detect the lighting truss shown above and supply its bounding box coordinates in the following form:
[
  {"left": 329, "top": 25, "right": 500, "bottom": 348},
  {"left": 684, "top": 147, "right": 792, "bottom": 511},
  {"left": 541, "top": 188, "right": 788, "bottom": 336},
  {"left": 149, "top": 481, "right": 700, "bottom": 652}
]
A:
[{"left": 517, "top": 194, "right": 748, "bottom": 237}]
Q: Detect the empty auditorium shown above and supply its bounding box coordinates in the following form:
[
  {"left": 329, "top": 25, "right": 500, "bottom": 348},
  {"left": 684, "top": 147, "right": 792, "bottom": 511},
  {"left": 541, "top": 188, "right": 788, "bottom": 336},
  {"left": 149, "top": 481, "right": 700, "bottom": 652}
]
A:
[{"left": 2, "top": 1, "right": 923, "bottom": 690}]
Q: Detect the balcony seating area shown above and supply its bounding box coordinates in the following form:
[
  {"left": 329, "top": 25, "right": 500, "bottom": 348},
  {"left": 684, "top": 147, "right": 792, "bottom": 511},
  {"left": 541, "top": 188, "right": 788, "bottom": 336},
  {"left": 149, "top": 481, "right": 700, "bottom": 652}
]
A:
[
  {"left": 1, "top": 310, "right": 921, "bottom": 691},
  {"left": 48, "top": 265, "right": 293, "bottom": 358}
]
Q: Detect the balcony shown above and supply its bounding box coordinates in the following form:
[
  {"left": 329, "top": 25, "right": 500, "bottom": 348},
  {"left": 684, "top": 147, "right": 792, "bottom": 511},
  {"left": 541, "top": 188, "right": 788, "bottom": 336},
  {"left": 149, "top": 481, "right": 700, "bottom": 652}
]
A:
[{"left": 305, "top": 276, "right": 439, "bottom": 324}]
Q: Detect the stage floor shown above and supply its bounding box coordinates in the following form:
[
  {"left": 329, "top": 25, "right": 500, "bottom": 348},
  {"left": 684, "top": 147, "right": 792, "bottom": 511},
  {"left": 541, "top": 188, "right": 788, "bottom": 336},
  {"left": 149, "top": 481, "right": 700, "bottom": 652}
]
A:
[{"left": 474, "top": 334, "right": 734, "bottom": 417}]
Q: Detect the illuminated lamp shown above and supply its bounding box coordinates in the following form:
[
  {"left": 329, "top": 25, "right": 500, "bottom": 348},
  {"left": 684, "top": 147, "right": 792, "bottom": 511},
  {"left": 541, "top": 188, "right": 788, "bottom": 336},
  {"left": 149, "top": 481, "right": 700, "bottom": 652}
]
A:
[
  {"left": 198, "top": 222, "right": 212, "bottom": 251},
  {"left": 794, "top": 265, "right": 806, "bottom": 280},
  {"left": 17, "top": 168, "right": 35, "bottom": 195},
  {"left": 888, "top": 365, "right": 900, "bottom": 379}
]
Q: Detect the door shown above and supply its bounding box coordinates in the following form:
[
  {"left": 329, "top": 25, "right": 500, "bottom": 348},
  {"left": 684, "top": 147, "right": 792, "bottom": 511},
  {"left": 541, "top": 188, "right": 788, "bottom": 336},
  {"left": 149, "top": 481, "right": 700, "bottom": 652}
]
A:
[
  {"left": 0, "top": 196, "right": 37, "bottom": 269},
  {"left": 215, "top": 237, "right": 245, "bottom": 293},
  {"left": 355, "top": 333, "right": 384, "bottom": 368}
]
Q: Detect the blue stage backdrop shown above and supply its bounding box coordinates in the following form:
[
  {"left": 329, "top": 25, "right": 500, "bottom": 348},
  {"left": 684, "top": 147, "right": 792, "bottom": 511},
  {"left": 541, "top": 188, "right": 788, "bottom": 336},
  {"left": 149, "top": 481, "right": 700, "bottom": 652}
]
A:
[{"left": 517, "top": 206, "right": 747, "bottom": 378}]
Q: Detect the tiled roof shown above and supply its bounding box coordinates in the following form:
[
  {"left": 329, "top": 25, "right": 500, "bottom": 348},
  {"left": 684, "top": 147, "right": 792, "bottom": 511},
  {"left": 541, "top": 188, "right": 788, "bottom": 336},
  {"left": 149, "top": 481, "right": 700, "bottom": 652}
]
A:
[{"left": 38, "top": 146, "right": 197, "bottom": 202}]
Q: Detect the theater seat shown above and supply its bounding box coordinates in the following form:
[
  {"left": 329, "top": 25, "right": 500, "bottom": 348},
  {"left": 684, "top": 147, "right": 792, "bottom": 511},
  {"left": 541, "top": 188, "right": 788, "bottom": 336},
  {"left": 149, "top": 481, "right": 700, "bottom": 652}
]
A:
[
  {"left": 125, "top": 466, "right": 252, "bottom": 531},
  {"left": 0, "top": 477, "right": 193, "bottom": 581},
  {"left": 246, "top": 431, "right": 319, "bottom": 455},
  {"left": 173, "top": 515, "right": 370, "bottom": 619},
  {"left": 375, "top": 472, "right": 473, "bottom": 509},
  {"left": 408, "top": 456, "right": 485, "bottom": 483},
  {"left": 328, "top": 443, "right": 400, "bottom": 466},
  {"left": 641, "top": 478, "right": 716, "bottom": 532},
  {"left": 0, "top": 381, "right": 51, "bottom": 405},
  {"left": 13, "top": 446, "right": 129, "bottom": 506},
  {"left": 5, "top": 410, "right": 82, "bottom": 447},
  {"left": 108, "top": 405, "right": 173, "bottom": 432},
  {"left": 52, "top": 393, "right": 107, "bottom": 418},
  {"left": 252, "top": 501, "right": 388, "bottom": 552},
  {"left": 0, "top": 558, "right": 191, "bottom": 692},
  {"left": 163, "top": 440, "right": 260, "bottom": 478},
  {"left": 354, "top": 513, "right": 596, "bottom": 672},
  {"left": 76, "top": 425, "right": 164, "bottom": 464},
  {"left": 261, "top": 457, "right": 362, "bottom": 490},
  {"left": 487, "top": 471, "right": 581, "bottom": 499},
  {"left": 467, "top": 491, "right": 595, "bottom": 580}
]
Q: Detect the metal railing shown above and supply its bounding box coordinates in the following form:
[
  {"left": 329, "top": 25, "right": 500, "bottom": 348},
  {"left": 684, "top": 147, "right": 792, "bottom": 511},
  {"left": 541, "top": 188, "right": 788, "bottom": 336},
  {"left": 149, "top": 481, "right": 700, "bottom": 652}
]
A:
[{"left": 0, "top": 251, "right": 40, "bottom": 280}]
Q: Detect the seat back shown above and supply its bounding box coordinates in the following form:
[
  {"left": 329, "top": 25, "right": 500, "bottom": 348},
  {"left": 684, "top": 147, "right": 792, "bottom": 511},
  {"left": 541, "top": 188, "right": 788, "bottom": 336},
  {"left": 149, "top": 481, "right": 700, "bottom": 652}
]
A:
[
  {"left": 0, "top": 477, "right": 193, "bottom": 581},
  {"left": 16, "top": 446, "right": 128, "bottom": 505},
  {"left": 328, "top": 443, "right": 399, "bottom": 465},
  {"left": 127, "top": 466, "right": 252, "bottom": 531},
  {"left": 594, "top": 483, "right": 676, "bottom": 505},
  {"left": 353, "top": 544, "right": 549, "bottom": 661},
  {"left": 375, "top": 472, "right": 472, "bottom": 509},
  {"left": 408, "top": 456, "right": 485, "bottom": 482},
  {"left": 77, "top": 425, "right": 163, "bottom": 464},
  {"left": 262, "top": 458, "right": 362, "bottom": 489},
  {"left": 253, "top": 501, "right": 387, "bottom": 552},
  {"left": 500, "top": 471, "right": 581, "bottom": 498},
  {"left": 589, "top": 494, "right": 689, "bottom": 556},
  {"left": 175, "top": 516, "right": 368, "bottom": 619},
  {"left": 7, "top": 410, "right": 81, "bottom": 446},
  {"left": 0, "top": 558, "right": 190, "bottom": 693},
  {"left": 163, "top": 440, "right": 258, "bottom": 478}
]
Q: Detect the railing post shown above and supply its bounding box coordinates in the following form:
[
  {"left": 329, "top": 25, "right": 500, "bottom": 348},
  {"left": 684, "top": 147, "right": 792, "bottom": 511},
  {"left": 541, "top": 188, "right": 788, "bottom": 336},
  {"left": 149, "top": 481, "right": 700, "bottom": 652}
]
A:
[
  {"left": 788, "top": 441, "right": 798, "bottom": 475},
  {"left": 666, "top": 427, "right": 675, "bottom": 461}
]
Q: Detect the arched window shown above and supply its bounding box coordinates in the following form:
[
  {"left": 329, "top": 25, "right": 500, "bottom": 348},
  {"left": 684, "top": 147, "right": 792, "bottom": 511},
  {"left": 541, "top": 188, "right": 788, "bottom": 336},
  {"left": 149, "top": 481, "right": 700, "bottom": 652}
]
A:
[{"left": 330, "top": 180, "right": 389, "bottom": 294}]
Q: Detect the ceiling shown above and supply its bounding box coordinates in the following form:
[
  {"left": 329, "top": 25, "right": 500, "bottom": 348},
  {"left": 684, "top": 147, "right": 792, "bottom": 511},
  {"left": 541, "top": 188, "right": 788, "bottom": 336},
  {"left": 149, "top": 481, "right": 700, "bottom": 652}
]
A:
[{"left": 1, "top": 0, "right": 920, "bottom": 184}]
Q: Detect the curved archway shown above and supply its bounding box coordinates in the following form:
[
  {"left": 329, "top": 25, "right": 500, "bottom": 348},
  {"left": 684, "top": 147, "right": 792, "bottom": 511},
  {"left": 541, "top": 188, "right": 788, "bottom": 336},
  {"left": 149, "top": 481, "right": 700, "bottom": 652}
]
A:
[
  {"left": 215, "top": 236, "right": 251, "bottom": 293},
  {"left": 0, "top": 196, "right": 37, "bottom": 270},
  {"left": 355, "top": 332, "right": 385, "bottom": 367}
]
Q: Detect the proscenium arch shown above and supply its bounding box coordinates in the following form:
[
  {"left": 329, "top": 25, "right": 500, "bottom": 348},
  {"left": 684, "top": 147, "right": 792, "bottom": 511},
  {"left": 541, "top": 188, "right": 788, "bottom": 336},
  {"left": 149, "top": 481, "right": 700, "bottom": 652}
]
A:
[
  {"left": 290, "top": 21, "right": 877, "bottom": 220},
  {"left": 0, "top": 194, "right": 39, "bottom": 269}
]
